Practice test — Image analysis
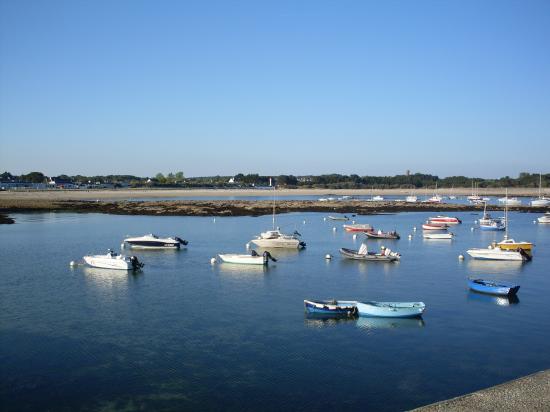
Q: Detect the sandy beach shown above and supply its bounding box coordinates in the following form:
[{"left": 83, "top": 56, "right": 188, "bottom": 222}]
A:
[{"left": 0, "top": 187, "right": 548, "bottom": 201}]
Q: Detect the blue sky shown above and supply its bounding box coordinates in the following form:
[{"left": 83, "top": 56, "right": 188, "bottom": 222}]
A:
[{"left": 1, "top": 0, "right": 549, "bottom": 178}]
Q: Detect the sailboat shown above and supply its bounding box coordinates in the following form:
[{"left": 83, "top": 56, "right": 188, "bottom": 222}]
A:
[
  {"left": 479, "top": 201, "right": 505, "bottom": 231},
  {"left": 448, "top": 185, "right": 456, "bottom": 200},
  {"left": 467, "top": 181, "right": 482, "bottom": 203},
  {"left": 250, "top": 180, "right": 306, "bottom": 249},
  {"left": 467, "top": 189, "right": 532, "bottom": 261},
  {"left": 531, "top": 173, "right": 550, "bottom": 207}
]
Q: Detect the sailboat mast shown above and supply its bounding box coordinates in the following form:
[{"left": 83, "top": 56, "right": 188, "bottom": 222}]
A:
[
  {"left": 504, "top": 188, "right": 508, "bottom": 240},
  {"left": 539, "top": 173, "right": 542, "bottom": 199},
  {"left": 272, "top": 179, "right": 275, "bottom": 230}
]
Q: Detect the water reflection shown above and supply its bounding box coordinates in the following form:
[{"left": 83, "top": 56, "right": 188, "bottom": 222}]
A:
[
  {"left": 82, "top": 266, "right": 139, "bottom": 289},
  {"left": 467, "top": 291, "right": 520, "bottom": 306},
  {"left": 466, "top": 259, "right": 525, "bottom": 274},
  {"left": 304, "top": 313, "right": 357, "bottom": 328},
  {"left": 251, "top": 247, "right": 302, "bottom": 259},
  {"left": 356, "top": 317, "right": 425, "bottom": 330},
  {"left": 217, "top": 263, "right": 269, "bottom": 277}
]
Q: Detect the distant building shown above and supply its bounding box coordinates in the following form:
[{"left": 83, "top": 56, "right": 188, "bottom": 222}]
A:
[
  {"left": 228, "top": 177, "right": 235, "bottom": 184},
  {"left": 47, "top": 177, "right": 78, "bottom": 189}
]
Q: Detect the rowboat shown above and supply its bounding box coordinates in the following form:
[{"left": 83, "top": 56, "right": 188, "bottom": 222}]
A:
[
  {"left": 343, "top": 224, "right": 373, "bottom": 233},
  {"left": 303, "top": 300, "right": 358, "bottom": 316},
  {"left": 365, "top": 230, "right": 400, "bottom": 239},
  {"left": 218, "top": 251, "right": 277, "bottom": 265},
  {"left": 328, "top": 215, "right": 350, "bottom": 221},
  {"left": 422, "top": 233, "right": 454, "bottom": 239},
  {"left": 339, "top": 245, "right": 400, "bottom": 262},
  {"left": 468, "top": 278, "right": 520, "bottom": 296},
  {"left": 422, "top": 223, "right": 448, "bottom": 230},
  {"left": 354, "top": 301, "right": 426, "bottom": 318},
  {"left": 428, "top": 216, "right": 461, "bottom": 225}
]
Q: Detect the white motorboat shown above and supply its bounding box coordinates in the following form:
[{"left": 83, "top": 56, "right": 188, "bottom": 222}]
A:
[
  {"left": 124, "top": 234, "right": 188, "bottom": 249},
  {"left": 371, "top": 195, "right": 384, "bottom": 201},
  {"left": 466, "top": 247, "right": 528, "bottom": 261},
  {"left": 428, "top": 216, "right": 461, "bottom": 225},
  {"left": 218, "top": 251, "right": 276, "bottom": 265},
  {"left": 405, "top": 195, "right": 417, "bottom": 203},
  {"left": 83, "top": 250, "right": 144, "bottom": 270},
  {"left": 250, "top": 229, "right": 305, "bottom": 249},
  {"left": 538, "top": 212, "right": 550, "bottom": 224},
  {"left": 498, "top": 197, "right": 522, "bottom": 206},
  {"left": 531, "top": 173, "right": 550, "bottom": 207},
  {"left": 423, "top": 233, "right": 454, "bottom": 240}
]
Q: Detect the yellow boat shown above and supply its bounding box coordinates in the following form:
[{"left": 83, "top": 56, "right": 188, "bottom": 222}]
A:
[{"left": 494, "top": 238, "right": 534, "bottom": 255}]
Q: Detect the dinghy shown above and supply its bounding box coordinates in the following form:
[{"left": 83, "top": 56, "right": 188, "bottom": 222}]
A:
[
  {"left": 343, "top": 224, "right": 373, "bottom": 233},
  {"left": 218, "top": 250, "right": 276, "bottom": 265},
  {"left": 328, "top": 215, "right": 350, "bottom": 221},
  {"left": 354, "top": 301, "right": 425, "bottom": 318},
  {"left": 339, "top": 242, "right": 400, "bottom": 262},
  {"left": 468, "top": 278, "right": 520, "bottom": 296},
  {"left": 422, "top": 223, "right": 448, "bottom": 230},
  {"left": 303, "top": 299, "right": 358, "bottom": 316},
  {"left": 365, "top": 229, "right": 400, "bottom": 239},
  {"left": 428, "top": 216, "right": 461, "bottom": 225}
]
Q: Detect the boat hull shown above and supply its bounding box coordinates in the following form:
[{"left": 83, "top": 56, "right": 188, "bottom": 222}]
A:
[
  {"left": 218, "top": 254, "right": 267, "bottom": 265},
  {"left": 303, "top": 300, "right": 358, "bottom": 316},
  {"left": 343, "top": 224, "right": 373, "bottom": 233},
  {"left": 423, "top": 233, "right": 453, "bottom": 239},
  {"left": 531, "top": 199, "right": 550, "bottom": 207},
  {"left": 250, "top": 238, "right": 303, "bottom": 249},
  {"left": 422, "top": 224, "right": 448, "bottom": 230},
  {"left": 125, "top": 240, "right": 181, "bottom": 249},
  {"left": 468, "top": 279, "right": 520, "bottom": 296},
  {"left": 83, "top": 256, "right": 133, "bottom": 270},
  {"left": 365, "top": 232, "right": 400, "bottom": 239},
  {"left": 354, "top": 301, "right": 425, "bottom": 318},
  {"left": 466, "top": 248, "right": 527, "bottom": 261}
]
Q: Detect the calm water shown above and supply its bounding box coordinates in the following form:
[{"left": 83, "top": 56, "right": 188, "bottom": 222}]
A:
[{"left": 1, "top": 211, "right": 550, "bottom": 411}]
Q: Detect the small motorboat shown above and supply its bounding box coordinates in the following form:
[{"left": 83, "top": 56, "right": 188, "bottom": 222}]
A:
[
  {"left": 428, "top": 216, "right": 461, "bottom": 225},
  {"left": 250, "top": 229, "right": 305, "bottom": 249},
  {"left": 422, "top": 223, "right": 448, "bottom": 230},
  {"left": 354, "top": 301, "right": 425, "bottom": 318},
  {"left": 328, "top": 215, "right": 350, "bottom": 221},
  {"left": 405, "top": 195, "right": 417, "bottom": 203},
  {"left": 496, "top": 238, "right": 533, "bottom": 255},
  {"left": 365, "top": 229, "right": 400, "bottom": 239},
  {"left": 422, "top": 195, "right": 443, "bottom": 203},
  {"left": 423, "top": 233, "right": 454, "bottom": 240},
  {"left": 466, "top": 246, "right": 530, "bottom": 261},
  {"left": 468, "top": 278, "right": 520, "bottom": 296},
  {"left": 303, "top": 299, "right": 358, "bottom": 316},
  {"left": 339, "top": 243, "right": 400, "bottom": 262},
  {"left": 343, "top": 224, "right": 373, "bottom": 233},
  {"left": 124, "top": 234, "right": 188, "bottom": 249},
  {"left": 218, "top": 250, "right": 276, "bottom": 265},
  {"left": 538, "top": 212, "right": 550, "bottom": 224},
  {"left": 83, "top": 250, "right": 144, "bottom": 270}
]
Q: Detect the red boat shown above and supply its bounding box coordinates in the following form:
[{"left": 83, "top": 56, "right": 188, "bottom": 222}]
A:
[
  {"left": 428, "top": 216, "right": 462, "bottom": 225},
  {"left": 422, "top": 223, "right": 448, "bottom": 230},
  {"left": 343, "top": 224, "right": 374, "bottom": 233}
]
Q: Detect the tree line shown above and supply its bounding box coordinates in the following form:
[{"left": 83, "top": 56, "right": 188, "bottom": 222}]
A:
[{"left": 1, "top": 171, "right": 548, "bottom": 189}]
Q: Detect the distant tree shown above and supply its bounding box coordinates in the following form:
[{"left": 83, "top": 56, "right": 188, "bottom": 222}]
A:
[
  {"left": 22, "top": 172, "right": 45, "bottom": 183},
  {"left": 175, "top": 171, "right": 184, "bottom": 180},
  {"left": 155, "top": 173, "right": 166, "bottom": 184}
]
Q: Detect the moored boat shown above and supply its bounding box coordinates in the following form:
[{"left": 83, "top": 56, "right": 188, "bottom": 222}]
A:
[
  {"left": 124, "top": 234, "right": 188, "bottom": 249},
  {"left": 538, "top": 212, "right": 550, "bottom": 224},
  {"left": 339, "top": 243, "right": 400, "bottom": 262},
  {"left": 250, "top": 229, "right": 305, "bottom": 249},
  {"left": 496, "top": 238, "right": 533, "bottom": 255},
  {"left": 328, "top": 215, "right": 350, "bottom": 221},
  {"left": 303, "top": 299, "right": 358, "bottom": 316},
  {"left": 422, "top": 223, "right": 448, "bottom": 230},
  {"left": 365, "top": 229, "right": 400, "bottom": 239},
  {"left": 218, "top": 250, "right": 277, "bottom": 265},
  {"left": 423, "top": 232, "right": 454, "bottom": 239},
  {"left": 428, "top": 216, "right": 461, "bottom": 225},
  {"left": 468, "top": 278, "right": 520, "bottom": 296},
  {"left": 354, "top": 301, "right": 425, "bottom": 318},
  {"left": 343, "top": 223, "right": 373, "bottom": 233},
  {"left": 498, "top": 197, "right": 522, "bottom": 206},
  {"left": 530, "top": 173, "right": 549, "bottom": 207},
  {"left": 405, "top": 195, "right": 418, "bottom": 203},
  {"left": 83, "top": 250, "right": 144, "bottom": 270},
  {"left": 479, "top": 220, "right": 506, "bottom": 231}
]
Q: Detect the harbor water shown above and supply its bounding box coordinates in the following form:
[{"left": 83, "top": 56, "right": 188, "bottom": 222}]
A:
[{"left": 1, "top": 211, "right": 550, "bottom": 411}]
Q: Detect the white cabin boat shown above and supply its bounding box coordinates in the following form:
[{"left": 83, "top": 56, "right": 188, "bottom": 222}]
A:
[
  {"left": 218, "top": 251, "right": 276, "bottom": 265},
  {"left": 83, "top": 250, "right": 144, "bottom": 270},
  {"left": 538, "top": 212, "right": 550, "bottom": 224},
  {"left": 466, "top": 247, "right": 528, "bottom": 261},
  {"left": 250, "top": 230, "right": 305, "bottom": 249}
]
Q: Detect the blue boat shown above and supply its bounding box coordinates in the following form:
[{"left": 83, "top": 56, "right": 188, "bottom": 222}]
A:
[
  {"left": 479, "top": 220, "right": 505, "bottom": 231},
  {"left": 468, "top": 278, "right": 520, "bottom": 296},
  {"left": 303, "top": 299, "right": 358, "bottom": 316}
]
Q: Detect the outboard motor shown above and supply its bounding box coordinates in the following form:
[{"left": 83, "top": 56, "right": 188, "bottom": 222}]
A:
[
  {"left": 175, "top": 236, "right": 188, "bottom": 246},
  {"left": 299, "top": 241, "right": 307, "bottom": 248},
  {"left": 130, "top": 256, "right": 144, "bottom": 269},
  {"left": 263, "top": 251, "right": 277, "bottom": 263},
  {"left": 251, "top": 249, "right": 259, "bottom": 257},
  {"left": 518, "top": 248, "right": 532, "bottom": 261}
]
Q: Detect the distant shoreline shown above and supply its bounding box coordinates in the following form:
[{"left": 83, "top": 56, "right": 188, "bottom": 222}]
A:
[{"left": 1, "top": 186, "right": 548, "bottom": 201}]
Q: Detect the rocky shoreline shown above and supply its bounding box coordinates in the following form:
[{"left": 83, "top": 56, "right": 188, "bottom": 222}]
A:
[{"left": 1, "top": 199, "right": 548, "bottom": 223}]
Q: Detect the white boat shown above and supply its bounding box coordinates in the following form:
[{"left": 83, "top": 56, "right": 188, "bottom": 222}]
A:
[
  {"left": 423, "top": 233, "right": 454, "bottom": 239},
  {"left": 423, "top": 195, "right": 443, "bottom": 203},
  {"left": 218, "top": 251, "right": 276, "bottom": 265},
  {"left": 531, "top": 174, "right": 550, "bottom": 206},
  {"left": 372, "top": 195, "right": 384, "bottom": 201},
  {"left": 124, "top": 234, "right": 188, "bottom": 249},
  {"left": 466, "top": 247, "right": 528, "bottom": 261},
  {"left": 538, "top": 212, "right": 550, "bottom": 224},
  {"left": 251, "top": 184, "right": 306, "bottom": 249},
  {"left": 83, "top": 250, "right": 144, "bottom": 270},
  {"left": 405, "top": 195, "right": 417, "bottom": 203},
  {"left": 353, "top": 301, "right": 426, "bottom": 318},
  {"left": 498, "top": 197, "right": 522, "bottom": 206},
  {"left": 467, "top": 181, "right": 482, "bottom": 203},
  {"left": 250, "top": 229, "right": 305, "bottom": 249},
  {"left": 428, "top": 216, "right": 461, "bottom": 225}
]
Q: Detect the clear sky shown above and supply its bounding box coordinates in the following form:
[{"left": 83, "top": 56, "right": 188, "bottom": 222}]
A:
[{"left": 1, "top": 0, "right": 549, "bottom": 178}]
